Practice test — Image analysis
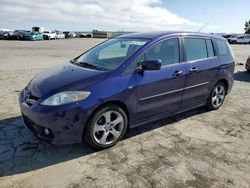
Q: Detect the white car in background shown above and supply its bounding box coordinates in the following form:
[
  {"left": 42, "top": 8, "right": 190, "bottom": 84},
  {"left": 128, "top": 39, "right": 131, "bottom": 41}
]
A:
[
  {"left": 226, "top": 35, "right": 237, "bottom": 43},
  {"left": 230, "top": 35, "right": 250, "bottom": 44},
  {"left": 43, "top": 30, "right": 57, "bottom": 40},
  {"left": 56, "top": 32, "right": 65, "bottom": 39}
]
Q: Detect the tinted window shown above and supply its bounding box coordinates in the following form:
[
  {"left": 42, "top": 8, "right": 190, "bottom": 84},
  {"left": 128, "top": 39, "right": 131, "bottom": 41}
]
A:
[
  {"left": 146, "top": 38, "right": 180, "bottom": 66},
  {"left": 184, "top": 38, "right": 207, "bottom": 61},
  {"left": 206, "top": 39, "right": 214, "bottom": 58},
  {"left": 216, "top": 40, "right": 229, "bottom": 56},
  {"left": 122, "top": 38, "right": 180, "bottom": 75}
]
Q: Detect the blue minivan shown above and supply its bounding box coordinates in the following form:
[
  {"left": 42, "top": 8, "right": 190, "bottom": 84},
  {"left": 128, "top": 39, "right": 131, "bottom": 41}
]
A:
[{"left": 19, "top": 32, "right": 235, "bottom": 149}]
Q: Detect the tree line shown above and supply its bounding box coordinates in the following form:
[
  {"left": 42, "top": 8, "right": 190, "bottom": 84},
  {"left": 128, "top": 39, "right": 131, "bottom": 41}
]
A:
[{"left": 245, "top": 20, "right": 250, "bottom": 34}]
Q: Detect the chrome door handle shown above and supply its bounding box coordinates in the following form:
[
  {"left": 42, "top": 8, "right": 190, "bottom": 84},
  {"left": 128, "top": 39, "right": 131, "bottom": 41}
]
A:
[
  {"left": 189, "top": 67, "right": 198, "bottom": 73},
  {"left": 173, "top": 70, "right": 183, "bottom": 77}
]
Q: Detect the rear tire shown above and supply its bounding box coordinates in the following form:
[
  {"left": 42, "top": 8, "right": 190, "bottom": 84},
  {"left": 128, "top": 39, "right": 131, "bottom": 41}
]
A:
[
  {"left": 207, "top": 82, "right": 226, "bottom": 110},
  {"left": 84, "top": 104, "right": 128, "bottom": 149}
]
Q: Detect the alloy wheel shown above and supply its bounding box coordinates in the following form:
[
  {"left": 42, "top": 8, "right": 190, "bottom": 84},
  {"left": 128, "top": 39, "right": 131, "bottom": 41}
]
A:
[
  {"left": 211, "top": 84, "right": 225, "bottom": 108},
  {"left": 93, "top": 110, "right": 124, "bottom": 145}
]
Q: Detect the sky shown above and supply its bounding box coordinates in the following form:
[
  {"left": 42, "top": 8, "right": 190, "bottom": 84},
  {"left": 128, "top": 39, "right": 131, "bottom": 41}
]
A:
[{"left": 0, "top": 0, "right": 249, "bottom": 33}]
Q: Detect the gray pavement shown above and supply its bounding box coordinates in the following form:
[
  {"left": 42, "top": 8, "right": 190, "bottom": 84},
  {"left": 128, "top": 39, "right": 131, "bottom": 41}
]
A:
[{"left": 0, "top": 39, "right": 250, "bottom": 188}]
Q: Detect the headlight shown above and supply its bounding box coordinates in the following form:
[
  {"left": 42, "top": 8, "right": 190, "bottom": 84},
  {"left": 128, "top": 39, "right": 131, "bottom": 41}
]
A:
[{"left": 40, "top": 91, "right": 91, "bottom": 106}]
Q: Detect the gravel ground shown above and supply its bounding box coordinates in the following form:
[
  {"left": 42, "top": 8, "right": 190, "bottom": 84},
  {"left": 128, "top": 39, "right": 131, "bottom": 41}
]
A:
[{"left": 0, "top": 39, "right": 249, "bottom": 188}]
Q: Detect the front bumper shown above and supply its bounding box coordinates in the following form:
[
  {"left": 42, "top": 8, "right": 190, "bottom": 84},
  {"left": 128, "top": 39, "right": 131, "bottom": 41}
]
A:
[{"left": 19, "top": 91, "right": 90, "bottom": 145}]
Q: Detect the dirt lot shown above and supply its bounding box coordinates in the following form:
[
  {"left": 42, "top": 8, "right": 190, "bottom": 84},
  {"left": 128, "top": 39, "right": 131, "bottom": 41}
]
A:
[{"left": 0, "top": 39, "right": 249, "bottom": 188}]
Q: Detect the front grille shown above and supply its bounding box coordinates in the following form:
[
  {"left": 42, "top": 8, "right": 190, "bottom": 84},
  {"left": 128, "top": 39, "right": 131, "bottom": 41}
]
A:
[{"left": 29, "top": 95, "right": 39, "bottom": 101}]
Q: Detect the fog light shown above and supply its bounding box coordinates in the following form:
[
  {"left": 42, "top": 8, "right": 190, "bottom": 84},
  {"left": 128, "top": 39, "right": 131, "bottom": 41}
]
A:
[{"left": 44, "top": 128, "right": 50, "bottom": 135}]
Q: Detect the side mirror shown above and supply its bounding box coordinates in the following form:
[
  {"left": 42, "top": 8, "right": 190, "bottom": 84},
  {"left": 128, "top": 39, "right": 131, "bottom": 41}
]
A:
[{"left": 141, "top": 60, "right": 161, "bottom": 71}]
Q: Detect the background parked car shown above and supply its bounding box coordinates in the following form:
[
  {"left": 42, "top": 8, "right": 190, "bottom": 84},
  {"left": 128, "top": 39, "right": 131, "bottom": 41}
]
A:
[
  {"left": 8, "top": 30, "right": 29, "bottom": 40},
  {"left": 246, "top": 56, "right": 250, "bottom": 72},
  {"left": 56, "top": 31, "right": 65, "bottom": 39},
  {"left": 24, "top": 32, "right": 43, "bottom": 41},
  {"left": 230, "top": 35, "right": 250, "bottom": 44},
  {"left": 80, "top": 32, "right": 93, "bottom": 38},
  {"left": 223, "top": 34, "right": 233, "bottom": 39},
  {"left": 43, "top": 31, "right": 57, "bottom": 40},
  {"left": 63, "top": 31, "right": 76, "bottom": 38},
  {"left": 226, "top": 35, "right": 237, "bottom": 43},
  {"left": 0, "top": 31, "right": 10, "bottom": 39}
]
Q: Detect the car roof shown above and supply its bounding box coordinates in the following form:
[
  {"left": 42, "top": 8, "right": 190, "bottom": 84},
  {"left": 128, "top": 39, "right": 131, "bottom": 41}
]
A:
[{"left": 118, "top": 31, "right": 224, "bottom": 40}]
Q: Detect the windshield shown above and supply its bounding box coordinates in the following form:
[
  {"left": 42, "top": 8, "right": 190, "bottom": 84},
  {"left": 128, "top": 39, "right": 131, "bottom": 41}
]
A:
[{"left": 73, "top": 38, "right": 149, "bottom": 71}]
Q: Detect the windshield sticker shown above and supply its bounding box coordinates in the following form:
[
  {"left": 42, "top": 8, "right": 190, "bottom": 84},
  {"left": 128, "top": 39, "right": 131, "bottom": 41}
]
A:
[{"left": 129, "top": 41, "right": 147, "bottom": 46}]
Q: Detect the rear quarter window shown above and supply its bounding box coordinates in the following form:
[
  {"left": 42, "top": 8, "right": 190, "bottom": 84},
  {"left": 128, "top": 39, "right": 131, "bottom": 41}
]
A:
[
  {"left": 216, "top": 40, "right": 230, "bottom": 56},
  {"left": 205, "top": 39, "right": 215, "bottom": 58}
]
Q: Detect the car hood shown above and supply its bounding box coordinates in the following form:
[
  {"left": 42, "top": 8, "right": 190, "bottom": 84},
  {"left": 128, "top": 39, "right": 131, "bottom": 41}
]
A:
[{"left": 27, "top": 63, "right": 108, "bottom": 98}]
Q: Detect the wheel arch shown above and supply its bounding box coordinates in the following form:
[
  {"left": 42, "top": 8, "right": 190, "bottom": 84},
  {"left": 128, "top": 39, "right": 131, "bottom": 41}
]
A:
[
  {"left": 217, "top": 79, "right": 229, "bottom": 95},
  {"left": 95, "top": 100, "right": 130, "bottom": 120}
]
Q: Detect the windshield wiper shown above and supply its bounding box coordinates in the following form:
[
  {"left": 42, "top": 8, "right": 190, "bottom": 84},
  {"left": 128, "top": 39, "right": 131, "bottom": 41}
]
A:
[
  {"left": 79, "top": 62, "right": 100, "bottom": 70},
  {"left": 72, "top": 60, "right": 106, "bottom": 71},
  {"left": 70, "top": 59, "right": 109, "bottom": 71}
]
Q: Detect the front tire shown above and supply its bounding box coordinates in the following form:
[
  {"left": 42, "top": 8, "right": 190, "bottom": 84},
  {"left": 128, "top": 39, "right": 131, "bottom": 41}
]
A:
[
  {"left": 84, "top": 105, "right": 128, "bottom": 149},
  {"left": 207, "top": 82, "right": 226, "bottom": 110}
]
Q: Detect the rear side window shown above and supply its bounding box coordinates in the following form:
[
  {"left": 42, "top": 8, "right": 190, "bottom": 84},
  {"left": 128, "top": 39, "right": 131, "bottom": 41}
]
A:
[
  {"left": 184, "top": 38, "right": 208, "bottom": 61},
  {"left": 206, "top": 39, "right": 214, "bottom": 58},
  {"left": 216, "top": 40, "right": 229, "bottom": 56}
]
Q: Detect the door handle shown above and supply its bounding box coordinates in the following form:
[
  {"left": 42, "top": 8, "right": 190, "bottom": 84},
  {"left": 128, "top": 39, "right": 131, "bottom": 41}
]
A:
[
  {"left": 173, "top": 70, "right": 183, "bottom": 77},
  {"left": 189, "top": 67, "right": 198, "bottom": 73}
]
